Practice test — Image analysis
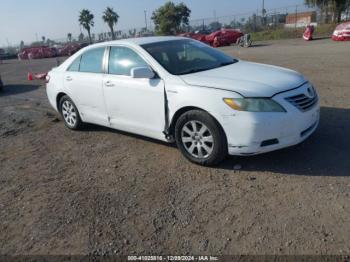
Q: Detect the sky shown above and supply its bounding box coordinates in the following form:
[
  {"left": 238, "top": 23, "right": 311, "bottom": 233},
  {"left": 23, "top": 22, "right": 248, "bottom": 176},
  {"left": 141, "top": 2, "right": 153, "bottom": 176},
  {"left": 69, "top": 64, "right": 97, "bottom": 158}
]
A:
[{"left": 0, "top": 0, "right": 305, "bottom": 46}]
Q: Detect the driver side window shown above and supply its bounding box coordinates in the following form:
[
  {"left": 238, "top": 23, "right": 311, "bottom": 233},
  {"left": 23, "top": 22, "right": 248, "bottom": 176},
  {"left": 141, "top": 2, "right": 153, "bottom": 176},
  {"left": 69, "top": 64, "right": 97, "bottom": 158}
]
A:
[{"left": 108, "top": 46, "right": 148, "bottom": 76}]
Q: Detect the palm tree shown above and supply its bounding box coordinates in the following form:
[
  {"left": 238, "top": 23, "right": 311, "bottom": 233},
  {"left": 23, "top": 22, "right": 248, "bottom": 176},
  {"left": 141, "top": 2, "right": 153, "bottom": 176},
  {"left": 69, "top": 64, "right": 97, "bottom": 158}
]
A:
[
  {"left": 67, "top": 33, "right": 72, "bottom": 42},
  {"left": 79, "top": 9, "right": 94, "bottom": 43},
  {"left": 102, "top": 7, "right": 119, "bottom": 40}
]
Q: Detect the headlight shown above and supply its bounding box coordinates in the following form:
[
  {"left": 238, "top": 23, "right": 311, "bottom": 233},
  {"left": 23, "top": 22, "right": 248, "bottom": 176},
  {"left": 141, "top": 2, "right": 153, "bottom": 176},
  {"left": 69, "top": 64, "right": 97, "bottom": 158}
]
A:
[{"left": 223, "top": 98, "right": 286, "bottom": 112}]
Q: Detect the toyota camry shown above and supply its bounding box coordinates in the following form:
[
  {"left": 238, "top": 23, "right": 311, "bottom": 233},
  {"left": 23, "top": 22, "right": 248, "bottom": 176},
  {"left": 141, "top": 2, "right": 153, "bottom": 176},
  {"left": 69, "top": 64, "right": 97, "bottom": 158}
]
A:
[{"left": 46, "top": 36, "right": 320, "bottom": 166}]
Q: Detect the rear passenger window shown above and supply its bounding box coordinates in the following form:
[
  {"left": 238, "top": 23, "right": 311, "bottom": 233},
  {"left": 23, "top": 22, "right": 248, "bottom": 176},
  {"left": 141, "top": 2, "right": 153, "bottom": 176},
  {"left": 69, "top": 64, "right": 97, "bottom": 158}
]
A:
[
  {"left": 67, "top": 56, "right": 81, "bottom": 71},
  {"left": 79, "top": 48, "right": 105, "bottom": 73},
  {"left": 108, "top": 46, "right": 148, "bottom": 76}
]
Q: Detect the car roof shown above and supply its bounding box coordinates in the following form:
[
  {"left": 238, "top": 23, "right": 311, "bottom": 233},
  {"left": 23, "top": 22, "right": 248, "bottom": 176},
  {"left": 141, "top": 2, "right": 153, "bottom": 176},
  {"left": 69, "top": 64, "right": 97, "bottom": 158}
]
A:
[
  {"left": 94, "top": 36, "right": 188, "bottom": 48},
  {"left": 59, "top": 36, "right": 189, "bottom": 71}
]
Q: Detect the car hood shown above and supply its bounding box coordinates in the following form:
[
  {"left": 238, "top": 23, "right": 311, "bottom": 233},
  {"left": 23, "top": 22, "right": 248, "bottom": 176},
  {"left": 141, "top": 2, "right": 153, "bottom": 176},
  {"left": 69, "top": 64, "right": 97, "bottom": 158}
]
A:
[{"left": 180, "top": 61, "right": 307, "bottom": 97}]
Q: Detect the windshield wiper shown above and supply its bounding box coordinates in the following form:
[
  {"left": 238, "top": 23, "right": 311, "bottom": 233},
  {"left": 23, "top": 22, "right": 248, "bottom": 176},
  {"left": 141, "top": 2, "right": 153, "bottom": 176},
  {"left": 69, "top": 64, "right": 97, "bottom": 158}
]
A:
[
  {"left": 178, "top": 60, "right": 238, "bottom": 75},
  {"left": 219, "top": 60, "right": 237, "bottom": 67},
  {"left": 178, "top": 68, "right": 212, "bottom": 75}
]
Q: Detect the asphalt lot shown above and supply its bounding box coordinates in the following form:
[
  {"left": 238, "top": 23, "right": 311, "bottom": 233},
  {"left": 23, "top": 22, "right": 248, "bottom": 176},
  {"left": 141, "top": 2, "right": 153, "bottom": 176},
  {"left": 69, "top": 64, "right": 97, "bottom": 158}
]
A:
[{"left": 0, "top": 38, "right": 349, "bottom": 255}]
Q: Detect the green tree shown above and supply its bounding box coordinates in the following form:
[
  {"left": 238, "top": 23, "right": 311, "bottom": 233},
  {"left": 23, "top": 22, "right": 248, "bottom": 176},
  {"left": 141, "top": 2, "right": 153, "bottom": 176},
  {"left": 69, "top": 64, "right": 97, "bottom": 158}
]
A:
[
  {"left": 208, "top": 21, "right": 222, "bottom": 31},
  {"left": 151, "top": 1, "right": 191, "bottom": 35},
  {"left": 244, "top": 13, "right": 262, "bottom": 33},
  {"left": 128, "top": 29, "right": 136, "bottom": 37},
  {"left": 67, "top": 33, "right": 72, "bottom": 42},
  {"left": 305, "top": 0, "right": 332, "bottom": 9},
  {"left": 78, "top": 33, "right": 85, "bottom": 42},
  {"left": 305, "top": 0, "right": 330, "bottom": 22},
  {"left": 333, "top": 0, "right": 350, "bottom": 22},
  {"left": 42, "top": 36, "right": 46, "bottom": 43},
  {"left": 102, "top": 7, "right": 119, "bottom": 40},
  {"left": 229, "top": 20, "right": 243, "bottom": 29},
  {"left": 79, "top": 9, "right": 94, "bottom": 43},
  {"left": 305, "top": 0, "right": 350, "bottom": 22},
  {"left": 19, "top": 41, "right": 24, "bottom": 50}
]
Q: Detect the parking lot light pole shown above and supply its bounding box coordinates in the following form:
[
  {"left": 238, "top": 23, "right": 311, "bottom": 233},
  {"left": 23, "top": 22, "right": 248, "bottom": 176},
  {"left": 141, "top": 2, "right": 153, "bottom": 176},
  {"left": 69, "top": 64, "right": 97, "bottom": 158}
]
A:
[
  {"left": 144, "top": 10, "right": 148, "bottom": 30},
  {"left": 295, "top": 5, "right": 298, "bottom": 29}
]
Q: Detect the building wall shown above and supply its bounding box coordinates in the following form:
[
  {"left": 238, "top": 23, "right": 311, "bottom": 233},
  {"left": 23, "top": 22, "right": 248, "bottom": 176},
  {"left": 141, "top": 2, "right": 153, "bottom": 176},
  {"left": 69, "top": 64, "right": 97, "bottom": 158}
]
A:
[{"left": 285, "top": 11, "right": 317, "bottom": 28}]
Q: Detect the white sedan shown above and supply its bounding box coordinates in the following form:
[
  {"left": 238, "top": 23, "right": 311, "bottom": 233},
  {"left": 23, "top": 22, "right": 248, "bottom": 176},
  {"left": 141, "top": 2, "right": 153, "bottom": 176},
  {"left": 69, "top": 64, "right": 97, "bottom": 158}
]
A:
[{"left": 46, "top": 36, "right": 320, "bottom": 166}]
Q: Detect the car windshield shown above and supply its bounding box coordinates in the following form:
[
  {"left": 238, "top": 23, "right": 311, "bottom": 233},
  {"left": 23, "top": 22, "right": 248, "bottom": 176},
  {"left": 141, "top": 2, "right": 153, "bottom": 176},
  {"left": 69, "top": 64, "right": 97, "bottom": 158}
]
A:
[{"left": 141, "top": 39, "right": 238, "bottom": 75}]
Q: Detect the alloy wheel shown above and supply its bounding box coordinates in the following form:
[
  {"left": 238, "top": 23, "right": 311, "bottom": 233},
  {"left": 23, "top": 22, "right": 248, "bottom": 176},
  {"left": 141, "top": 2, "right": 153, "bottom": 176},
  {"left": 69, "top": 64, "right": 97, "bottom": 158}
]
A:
[
  {"left": 181, "top": 120, "right": 214, "bottom": 158},
  {"left": 61, "top": 100, "right": 77, "bottom": 128}
]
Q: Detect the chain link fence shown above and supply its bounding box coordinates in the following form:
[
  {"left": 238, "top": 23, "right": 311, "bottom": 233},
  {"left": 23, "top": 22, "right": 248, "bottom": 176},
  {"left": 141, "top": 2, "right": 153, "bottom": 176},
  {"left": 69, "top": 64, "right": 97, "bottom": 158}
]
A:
[
  {"left": 186, "top": 4, "right": 321, "bottom": 33},
  {"left": 2, "top": 3, "right": 350, "bottom": 50},
  {"left": 48, "top": 4, "right": 328, "bottom": 46}
]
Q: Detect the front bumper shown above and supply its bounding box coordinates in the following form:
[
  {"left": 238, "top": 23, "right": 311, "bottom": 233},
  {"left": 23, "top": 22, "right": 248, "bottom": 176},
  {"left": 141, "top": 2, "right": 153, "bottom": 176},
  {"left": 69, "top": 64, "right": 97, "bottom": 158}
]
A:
[{"left": 222, "top": 86, "right": 320, "bottom": 156}]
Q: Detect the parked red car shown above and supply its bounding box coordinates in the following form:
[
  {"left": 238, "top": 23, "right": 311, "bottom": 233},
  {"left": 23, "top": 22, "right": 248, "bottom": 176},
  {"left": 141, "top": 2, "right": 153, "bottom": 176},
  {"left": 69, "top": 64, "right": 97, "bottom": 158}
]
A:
[
  {"left": 303, "top": 25, "right": 315, "bottom": 41},
  {"left": 57, "top": 43, "right": 88, "bottom": 57},
  {"left": 332, "top": 21, "right": 350, "bottom": 41},
  {"left": 18, "top": 46, "right": 57, "bottom": 60},
  {"left": 206, "top": 29, "right": 244, "bottom": 47},
  {"left": 178, "top": 32, "right": 209, "bottom": 44}
]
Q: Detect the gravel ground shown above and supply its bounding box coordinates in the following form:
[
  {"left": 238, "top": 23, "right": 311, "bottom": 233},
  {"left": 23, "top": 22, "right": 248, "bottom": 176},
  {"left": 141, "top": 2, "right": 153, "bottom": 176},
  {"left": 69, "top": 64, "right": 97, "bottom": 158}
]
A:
[{"left": 0, "top": 38, "right": 349, "bottom": 255}]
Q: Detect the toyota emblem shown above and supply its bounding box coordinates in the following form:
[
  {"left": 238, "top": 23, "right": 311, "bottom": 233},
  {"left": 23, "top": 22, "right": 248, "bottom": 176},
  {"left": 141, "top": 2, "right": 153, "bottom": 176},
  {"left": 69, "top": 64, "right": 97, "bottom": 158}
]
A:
[{"left": 307, "top": 87, "right": 314, "bottom": 98}]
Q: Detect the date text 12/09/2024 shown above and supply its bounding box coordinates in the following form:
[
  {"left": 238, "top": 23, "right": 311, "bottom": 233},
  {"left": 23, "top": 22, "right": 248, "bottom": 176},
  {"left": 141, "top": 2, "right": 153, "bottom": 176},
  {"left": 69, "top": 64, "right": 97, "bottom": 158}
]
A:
[{"left": 128, "top": 255, "right": 219, "bottom": 261}]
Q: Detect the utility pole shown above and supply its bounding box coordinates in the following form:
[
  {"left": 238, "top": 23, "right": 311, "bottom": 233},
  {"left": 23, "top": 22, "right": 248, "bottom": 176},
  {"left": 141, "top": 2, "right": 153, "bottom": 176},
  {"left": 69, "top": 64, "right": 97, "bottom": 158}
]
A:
[
  {"left": 295, "top": 5, "right": 298, "bottom": 29},
  {"left": 144, "top": 10, "right": 148, "bottom": 30},
  {"left": 321, "top": 0, "right": 325, "bottom": 23},
  {"left": 262, "top": 0, "right": 267, "bottom": 26},
  {"left": 262, "top": 0, "right": 265, "bottom": 16},
  {"left": 213, "top": 10, "right": 217, "bottom": 22}
]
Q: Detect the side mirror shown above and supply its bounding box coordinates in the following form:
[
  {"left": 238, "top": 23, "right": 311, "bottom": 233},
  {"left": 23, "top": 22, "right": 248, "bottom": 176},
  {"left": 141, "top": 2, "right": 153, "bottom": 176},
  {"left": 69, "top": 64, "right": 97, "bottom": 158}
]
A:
[{"left": 131, "top": 67, "right": 155, "bottom": 79}]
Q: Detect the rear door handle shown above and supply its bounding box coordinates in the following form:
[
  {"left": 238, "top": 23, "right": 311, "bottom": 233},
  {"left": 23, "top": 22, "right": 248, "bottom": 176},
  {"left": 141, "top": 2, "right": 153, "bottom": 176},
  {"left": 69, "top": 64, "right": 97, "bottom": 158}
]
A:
[
  {"left": 105, "top": 81, "right": 115, "bottom": 87},
  {"left": 66, "top": 76, "right": 72, "bottom": 81}
]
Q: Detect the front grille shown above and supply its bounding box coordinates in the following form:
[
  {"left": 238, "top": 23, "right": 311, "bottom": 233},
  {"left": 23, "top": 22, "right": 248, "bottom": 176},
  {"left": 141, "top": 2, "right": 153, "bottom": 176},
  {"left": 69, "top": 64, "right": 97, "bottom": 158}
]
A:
[{"left": 285, "top": 93, "right": 318, "bottom": 112}]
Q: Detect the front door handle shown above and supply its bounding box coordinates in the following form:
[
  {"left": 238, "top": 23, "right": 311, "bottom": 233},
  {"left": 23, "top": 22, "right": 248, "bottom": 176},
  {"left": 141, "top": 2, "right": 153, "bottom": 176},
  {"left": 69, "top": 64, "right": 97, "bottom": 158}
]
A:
[
  {"left": 66, "top": 76, "right": 72, "bottom": 81},
  {"left": 105, "top": 81, "right": 115, "bottom": 87}
]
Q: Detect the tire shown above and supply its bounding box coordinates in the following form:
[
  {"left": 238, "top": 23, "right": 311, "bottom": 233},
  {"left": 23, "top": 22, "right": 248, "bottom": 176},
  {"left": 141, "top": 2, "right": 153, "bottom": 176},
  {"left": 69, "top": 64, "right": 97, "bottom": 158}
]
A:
[
  {"left": 175, "top": 110, "right": 227, "bottom": 166},
  {"left": 0, "top": 77, "right": 3, "bottom": 92},
  {"left": 59, "top": 95, "right": 83, "bottom": 130}
]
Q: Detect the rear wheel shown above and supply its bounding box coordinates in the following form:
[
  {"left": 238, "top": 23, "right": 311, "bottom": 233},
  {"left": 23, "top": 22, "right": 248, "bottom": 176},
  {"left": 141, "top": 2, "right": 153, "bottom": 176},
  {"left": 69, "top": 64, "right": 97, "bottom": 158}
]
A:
[
  {"left": 59, "top": 95, "right": 82, "bottom": 130},
  {"left": 175, "top": 110, "right": 227, "bottom": 166}
]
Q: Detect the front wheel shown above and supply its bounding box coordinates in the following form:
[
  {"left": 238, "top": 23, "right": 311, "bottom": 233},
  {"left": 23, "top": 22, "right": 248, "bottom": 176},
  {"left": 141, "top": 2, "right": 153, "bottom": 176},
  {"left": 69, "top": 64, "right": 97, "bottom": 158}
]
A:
[
  {"left": 0, "top": 76, "right": 3, "bottom": 92},
  {"left": 245, "top": 40, "right": 252, "bottom": 48},
  {"left": 59, "top": 95, "right": 83, "bottom": 130},
  {"left": 175, "top": 110, "right": 227, "bottom": 166}
]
